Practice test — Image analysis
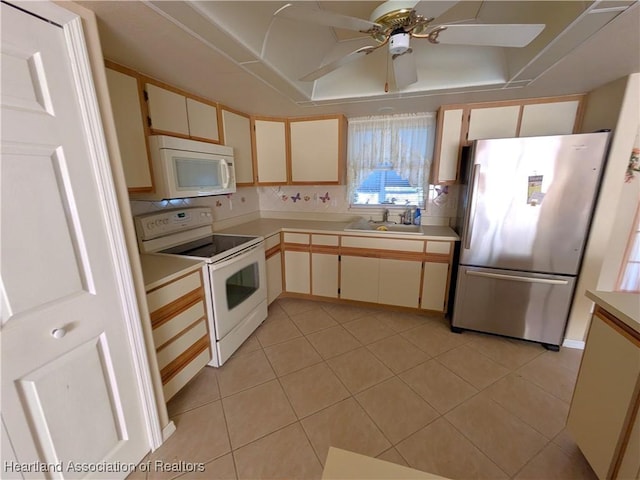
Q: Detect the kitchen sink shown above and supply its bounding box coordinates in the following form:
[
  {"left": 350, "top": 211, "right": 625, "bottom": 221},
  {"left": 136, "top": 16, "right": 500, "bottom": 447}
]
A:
[{"left": 344, "top": 219, "right": 423, "bottom": 235}]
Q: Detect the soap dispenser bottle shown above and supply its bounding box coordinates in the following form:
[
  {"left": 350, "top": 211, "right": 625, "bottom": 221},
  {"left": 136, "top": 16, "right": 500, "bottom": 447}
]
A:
[{"left": 413, "top": 208, "right": 421, "bottom": 225}]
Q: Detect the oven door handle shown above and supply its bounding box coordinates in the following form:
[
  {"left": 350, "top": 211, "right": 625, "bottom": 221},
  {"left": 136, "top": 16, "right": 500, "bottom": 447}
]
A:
[{"left": 209, "top": 242, "right": 265, "bottom": 269}]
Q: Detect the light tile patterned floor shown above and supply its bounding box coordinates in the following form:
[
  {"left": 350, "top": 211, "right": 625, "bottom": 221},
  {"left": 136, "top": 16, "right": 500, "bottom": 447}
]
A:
[{"left": 133, "top": 298, "right": 598, "bottom": 480}]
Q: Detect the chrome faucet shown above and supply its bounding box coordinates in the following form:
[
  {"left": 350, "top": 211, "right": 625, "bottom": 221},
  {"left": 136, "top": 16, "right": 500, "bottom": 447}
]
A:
[{"left": 382, "top": 208, "right": 389, "bottom": 223}]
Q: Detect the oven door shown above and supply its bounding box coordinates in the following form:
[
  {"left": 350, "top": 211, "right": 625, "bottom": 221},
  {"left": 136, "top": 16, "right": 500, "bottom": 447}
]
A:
[{"left": 207, "top": 242, "right": 267, "bottom": 340}]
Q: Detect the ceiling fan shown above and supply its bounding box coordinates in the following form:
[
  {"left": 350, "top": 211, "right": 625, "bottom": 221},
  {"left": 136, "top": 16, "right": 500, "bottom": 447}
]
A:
[{"left": 274, "top": 1, "right": 545, "bottom": 89}]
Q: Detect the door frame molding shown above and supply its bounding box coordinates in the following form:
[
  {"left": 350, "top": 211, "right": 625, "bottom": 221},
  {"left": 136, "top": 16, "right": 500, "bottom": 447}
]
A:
[{"left": 5, "top": 0, "right": 163, "bottom": 449}]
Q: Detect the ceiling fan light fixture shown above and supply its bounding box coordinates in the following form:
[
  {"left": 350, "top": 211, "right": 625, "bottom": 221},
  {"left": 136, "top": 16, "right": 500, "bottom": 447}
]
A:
[{"left": 389, "top": 31, "right": 410, "bottom": 55}]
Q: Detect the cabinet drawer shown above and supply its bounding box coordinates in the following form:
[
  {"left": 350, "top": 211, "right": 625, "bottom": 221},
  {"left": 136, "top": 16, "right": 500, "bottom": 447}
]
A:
[
  {"left": 152, "top": 300, "right": 206, "bottom": 348},
  {"left": 283, "top": 232, "right": 310, "bottom": 245},
  {"left": 312, "top": 234, "right": 339, "bottom": 246},
  {"left": 157, "top": 318, "right": 208, "bottom": 371},
  {"left": 265, "top": 233, "right": 281, "bottom": 250},
  {"left": 341, "top": 236, "right": 424, "bottom": 252},
  {"left": 147, "top": 270, "right": 202, "bottom": 313},
  {"left": 162, "top": 346, "right": 210, "bottom": 401},
  {"left": 425, "top": 241, "right": 451, "bottom": 255}
]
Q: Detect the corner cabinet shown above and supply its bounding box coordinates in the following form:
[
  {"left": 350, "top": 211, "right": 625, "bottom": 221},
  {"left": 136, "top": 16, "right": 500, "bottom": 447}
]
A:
[
  {"left": 104, "top": 63, "right": 153, "bottom": 192},
  {"left": 264, "top": 233, "right": 283, "bottom": 304},
  {"left": 289, "top": 115, "right": 346, "bottom": 184},
  {"left": 432, "top": 95, "right": 585, "bottom": 184},
  {"left": 221, "top": 106, "right": 254, "bottom": 185},
  {"left": 567, "top": 302, "right": 640, "bottom": 479}
]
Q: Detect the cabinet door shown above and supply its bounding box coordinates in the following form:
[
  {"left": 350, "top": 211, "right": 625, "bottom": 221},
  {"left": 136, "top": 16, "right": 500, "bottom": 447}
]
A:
[
  {"left": 433, "top": 108, "right": 464, "bottom": 184},
  {"left": 284, "top": 250, "right": 310, "bottom": 294},
  {"left": 290, "top": 117, "right": 342, "bottom": 183},
  {"left": 567, "top": 312, "right": 640, "bottom": 479},
  {"left": 467, "top": 105, "right": 520, "bottom": 141},
  {"left": 378, "top": 258, "right": 422, "bottom": 308},
  {"left": 421, "top": 262, "right": 449, "bottom": 312},
  {"left": 266, "top": 251, "right": 282, "bottom": 304},
  {"left": 340, "top": 255, "right": 379, "bottom": 303},
  {"left": 312, "top": 253, "right": 339, "bottom": 298},
  {"left": 186, "top": 97, "right": 219, "bottom": 142},
  {"left": 254, "top": 118, "right": 288, "bottom": 184},
  {"left": 146, "top": 83, "right": 189, "bottom": 136},
  {"left": 222, "top": 108, "right": 254, "bottom": 184},
  {"left": 519, "top": 101, "right": 579, "bottom": 137},
  {"left": 105, "top": 67, "right": 152, "bottom": 191}
]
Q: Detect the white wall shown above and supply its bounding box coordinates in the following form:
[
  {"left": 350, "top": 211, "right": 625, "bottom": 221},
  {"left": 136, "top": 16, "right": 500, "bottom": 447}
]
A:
[{"left": 566, "top": 74, "right": 640, "bottom": 343}]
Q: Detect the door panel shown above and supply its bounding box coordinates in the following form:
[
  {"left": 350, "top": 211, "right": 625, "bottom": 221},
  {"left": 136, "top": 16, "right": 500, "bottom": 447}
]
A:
[
  {"left": 1, "top": 3, "right": 149, "bottom": 472},
  {"left": 452, "top": 266, "right": 576, "bottom": 345},
  {"left": 18, "top": 335, "right": 125, "bottom": 465}
]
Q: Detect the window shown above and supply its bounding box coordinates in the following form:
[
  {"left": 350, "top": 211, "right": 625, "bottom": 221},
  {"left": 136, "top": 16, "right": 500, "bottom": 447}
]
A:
[{"left": 347, "top": 113, "right": 436, "bottom": 206}]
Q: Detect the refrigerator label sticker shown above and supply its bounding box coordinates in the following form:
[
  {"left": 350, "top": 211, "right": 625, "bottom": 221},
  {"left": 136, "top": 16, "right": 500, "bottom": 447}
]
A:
[{"left": 527, "top": 175, "right": 544, "bottom": 205}]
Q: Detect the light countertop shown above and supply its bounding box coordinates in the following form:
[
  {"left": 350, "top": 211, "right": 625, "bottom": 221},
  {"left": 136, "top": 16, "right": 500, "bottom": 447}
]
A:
[
  {"left": 585, "top": 290, "right": 640, "bottom": 334},
  {"left": 139, "top": 254, "right": 204, "bottom": 291},
  {"left": 216, "top": 218, "right": 459, "bottom": 241}
]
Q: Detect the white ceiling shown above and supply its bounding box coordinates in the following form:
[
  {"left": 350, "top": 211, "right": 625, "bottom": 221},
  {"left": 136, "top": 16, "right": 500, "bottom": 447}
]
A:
[{"left": 80, "top": 0, "right": 640, "bottom": 118}]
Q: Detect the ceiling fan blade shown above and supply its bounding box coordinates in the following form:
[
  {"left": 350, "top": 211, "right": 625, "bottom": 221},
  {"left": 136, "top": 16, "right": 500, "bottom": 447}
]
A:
[
  {"left": 300, "top": 45, "right": 380, "bottom": 82},
  {"left": 274, "top": 4, "right": 379, "bottom": 33},
  {"left": 434, "top": 24, "right": 545, "bottom": 47},
  {"left": 393, "top": 50, "right": 418, "bottom": 88}
]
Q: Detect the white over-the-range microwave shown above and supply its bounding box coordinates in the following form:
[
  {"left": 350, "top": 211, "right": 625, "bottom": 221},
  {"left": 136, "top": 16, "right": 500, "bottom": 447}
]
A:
[{"left": 131, "top": 135, "right": 236, "bottom": 201}]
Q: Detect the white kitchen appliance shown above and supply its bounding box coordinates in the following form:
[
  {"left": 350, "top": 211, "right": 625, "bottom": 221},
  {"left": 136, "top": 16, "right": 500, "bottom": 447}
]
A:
[
  {"left": 135, "top": 207, "right": 267, "bottom": 366},
  {"left": 132, "top": 135, "right": 236, "bottom": 201}
]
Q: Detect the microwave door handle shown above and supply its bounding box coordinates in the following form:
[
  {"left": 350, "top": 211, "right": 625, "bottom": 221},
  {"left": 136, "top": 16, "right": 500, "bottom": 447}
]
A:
[{"left": 221, "top": 161, "right": 230, "bottom": 188}]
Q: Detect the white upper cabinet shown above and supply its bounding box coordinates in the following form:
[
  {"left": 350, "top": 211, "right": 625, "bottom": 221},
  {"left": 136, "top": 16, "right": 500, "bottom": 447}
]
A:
[
  {"left": 145, "top": 83, "right": 189, "bottom": 136},
  {"left": 289, "top": 116, "right": 345, "bottom": 184},
  {"left": 432, "top": 95, "right": 585, "bottom": 185},
  {"left": 221, "top": 107, "right": 254, "bottom": 184},
  {"left": 432, "top": 108, "right": 464, "bottom": 184},
  {"left": 519, "top": 100, "right": 580, "bottom": 137},
  {"left": 186, "top": 97, "right": 219, "bottom": 142},
  {"left": 253, "top": 118, "right": 288, "bottom": 184},
  {"left": 105, "top": 65, "right": 152, "bottom": 192},
  {"left": 467, "top": 105, "right": 520, "bottom": 141},
  {"left": 145, "top": 82, "right": 220, "bottom": 143}
]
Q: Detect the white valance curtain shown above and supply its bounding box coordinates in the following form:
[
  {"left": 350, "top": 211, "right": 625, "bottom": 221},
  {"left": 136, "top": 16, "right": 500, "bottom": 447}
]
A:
[{"left": 347, "top": 112, "right": 436, "bottom": 203}]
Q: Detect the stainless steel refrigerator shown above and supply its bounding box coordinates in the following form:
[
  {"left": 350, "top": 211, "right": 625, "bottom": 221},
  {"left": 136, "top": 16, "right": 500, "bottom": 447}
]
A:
[{"left": 451, "top": 132, "right": 610, "bottom": 350}]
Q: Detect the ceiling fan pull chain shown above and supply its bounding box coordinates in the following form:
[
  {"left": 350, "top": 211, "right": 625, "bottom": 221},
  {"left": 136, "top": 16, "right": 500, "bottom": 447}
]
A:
[{"left": 385, "top": 49, "right": 389, "bottom": 93}]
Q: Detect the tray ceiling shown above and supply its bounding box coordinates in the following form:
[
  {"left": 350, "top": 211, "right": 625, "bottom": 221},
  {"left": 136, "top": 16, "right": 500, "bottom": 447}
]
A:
[{"left": 81, "top": 1, "right": 640, "bottom": 117}]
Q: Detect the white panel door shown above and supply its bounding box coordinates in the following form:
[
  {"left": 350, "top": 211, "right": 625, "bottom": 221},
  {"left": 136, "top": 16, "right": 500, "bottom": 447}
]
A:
[
  {"left": 186, "top": 97, "right": 219, "bottom": 142},
  {"left": 1, "top": 2, "right": 149, "bottom": 475},
  {"left": 378, "top": 259, "right": 422, "bottom": 308},
  {"left": 284, "top": 251, "right": 310, "bottom": 294},
  {"left": 467, "top": 105, "right": 520, "bottom": 140},
  {"left": 221, "top": 108, "right": 254, "bottom": 184},
  {"left": 340, "top": 256, "right": 379, "bottom": 303},
  {"left": 254, "top": 119, "right": 287, "bottom": 184}
]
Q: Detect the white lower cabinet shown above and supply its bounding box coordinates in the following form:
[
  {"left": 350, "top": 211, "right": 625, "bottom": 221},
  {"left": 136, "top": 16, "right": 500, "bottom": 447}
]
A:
[
  {"left": 340, "top": 255, "right": 379, "bottom": 303},
  {"left": 284, "top": 250, "right": 310, "bottom": 294},
  {"left": 312, "top": 253, "right": 339, "bottom": 298},
  {"left": 378, "top": 259, "right": 422, "bottom": 308},
  {"left": 147, "top": 269, "right": 211, "bottom": 401},
  {"left": 266, "top": 251, "right": 282, "bottom": 304},
  {"left": 421, "top": 262, "right": 450, "bottom": 312},
  {"left": 567, "top": 307, "right": 640, "bottom": 479}
]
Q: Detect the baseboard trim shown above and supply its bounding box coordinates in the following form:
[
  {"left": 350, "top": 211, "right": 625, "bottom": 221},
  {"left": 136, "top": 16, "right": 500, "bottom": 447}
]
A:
[
  {"left": 562, "top": 339, "right": 585, "bottom": 350},
  {"left": 161, "top": 421, "right": 176, "bottom": 443}
]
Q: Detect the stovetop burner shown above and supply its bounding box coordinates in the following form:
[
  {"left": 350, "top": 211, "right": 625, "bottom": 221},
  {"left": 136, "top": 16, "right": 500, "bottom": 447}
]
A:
[{"left": 160, "top": 234, "right": 259, "bottom": 259}]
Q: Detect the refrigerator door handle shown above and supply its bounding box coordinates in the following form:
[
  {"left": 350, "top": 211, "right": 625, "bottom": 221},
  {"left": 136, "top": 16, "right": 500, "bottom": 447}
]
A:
[
  {"left": 463, "top": 164, "right": 481, "bottom": 250},
  {"left": 466, "top": 270, "right": 570, "bottom": 285}
]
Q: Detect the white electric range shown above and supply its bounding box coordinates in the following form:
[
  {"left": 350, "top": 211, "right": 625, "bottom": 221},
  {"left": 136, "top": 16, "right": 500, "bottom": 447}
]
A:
[{"left": 135, "top": 207, "right": 267, "bottom": 366}]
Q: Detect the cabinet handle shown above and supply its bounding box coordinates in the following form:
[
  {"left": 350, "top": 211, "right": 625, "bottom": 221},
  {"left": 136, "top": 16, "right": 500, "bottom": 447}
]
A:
[{"left": 51, "top": 328, "right": 66, "bottom": 339}]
